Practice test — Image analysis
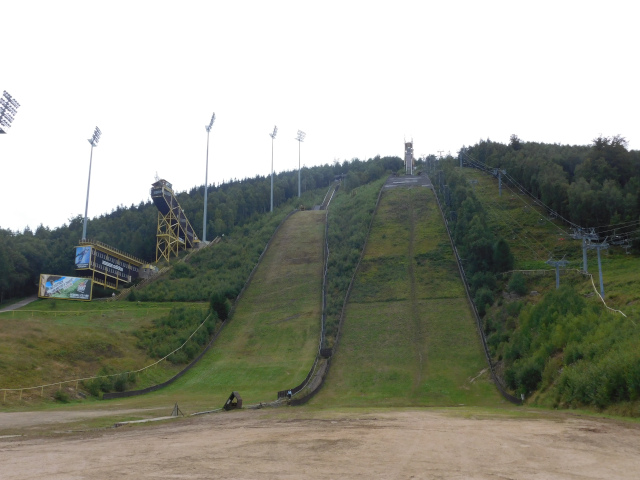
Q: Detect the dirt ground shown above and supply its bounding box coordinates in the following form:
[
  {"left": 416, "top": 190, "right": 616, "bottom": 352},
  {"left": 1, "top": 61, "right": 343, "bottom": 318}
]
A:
[{"left": 1, "top": 407, "right": 640, "bottom": 479}]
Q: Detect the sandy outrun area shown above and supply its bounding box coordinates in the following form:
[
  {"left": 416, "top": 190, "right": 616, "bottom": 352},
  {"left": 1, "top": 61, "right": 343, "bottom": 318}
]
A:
[{"left": 1, "top": 407, "right": 640, "bottom": 479}]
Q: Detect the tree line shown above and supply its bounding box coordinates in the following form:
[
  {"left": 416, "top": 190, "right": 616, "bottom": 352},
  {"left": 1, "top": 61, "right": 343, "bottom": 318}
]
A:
[
  {"left": 0, "top": 156, "right": 402, "bottom": 303},
  {"left": 434, "top": 160, "right": 514, "bottom": 315},
  {"left": 463, "top": 135, "right": 640, "bottom": 233}
]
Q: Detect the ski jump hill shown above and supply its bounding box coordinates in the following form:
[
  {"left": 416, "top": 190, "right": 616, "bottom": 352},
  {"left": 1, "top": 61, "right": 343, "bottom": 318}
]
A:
[
  {"left": 110, "top": 209, "right": 327, "bottom": 408},
  {"left": 308, "top": 176, "right": 501, "bottom": 407},
  {"left": 109, "top": 176, "right": 504, "bottom": 409}
]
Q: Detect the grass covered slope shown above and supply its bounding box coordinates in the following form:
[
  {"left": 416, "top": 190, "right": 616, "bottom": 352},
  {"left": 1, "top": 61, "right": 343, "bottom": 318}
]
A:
[
  {"left": 313, "top": 185, "right": 500, "bottom": 407},
  {"left": 152, "top": 210, "right": 326, "bottom": 409},
  {"left": 0, "top": 302, "right": 206, "bottom": 402},
  {"left": 439, "top": 161, "right": 640, "bottom": 415}
]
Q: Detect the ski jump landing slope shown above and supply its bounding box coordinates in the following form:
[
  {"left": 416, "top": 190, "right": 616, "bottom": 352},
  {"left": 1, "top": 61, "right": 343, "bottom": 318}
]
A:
[
  {"left": 312, "top": 180, "right": 501, "bottom": 407},
  {"left": 149, "top": 210, "right": 326, "bottom": 409}
]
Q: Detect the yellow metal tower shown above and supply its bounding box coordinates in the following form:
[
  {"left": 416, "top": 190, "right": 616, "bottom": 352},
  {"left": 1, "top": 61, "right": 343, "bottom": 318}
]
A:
[{"left": 151, "top": 179, "right": 200, "bottom": 262}]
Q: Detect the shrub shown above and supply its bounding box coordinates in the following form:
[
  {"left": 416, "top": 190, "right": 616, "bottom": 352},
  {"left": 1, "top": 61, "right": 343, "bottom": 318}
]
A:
[
  {"left": 506, "top": 301, "right": 523, "bottom": 317},
  {"left": 508, "top": 272, "right": 527, "bottom": 296},
  {"left": 54, "top": 389, "right": 70, "bottom": 403},
  {"left": 210, "top": 292, "right": 230, "bottom": 321},
  {"left": 508, "top": 355, "right": 544, "bottom": 394},
  {"left": 114, "top": 374, "right": 131, "bottom": 392},
  {"left": 474, "top": 287, "right": 494, "bottom": 316},
  {"left": 469, "top": 271, "right": 497, "bottom": 295},
  {"left": 134, "top": 306, "right": 212, "bottom": 364},
  {"left": 541, "top": 356, "right": 563, "bottom": 390}
]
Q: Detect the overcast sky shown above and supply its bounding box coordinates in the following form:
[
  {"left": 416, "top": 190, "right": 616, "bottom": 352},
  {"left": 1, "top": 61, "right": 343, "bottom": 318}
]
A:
[{"left": 2, "top": 1, "right": 638, "bottom": 232}]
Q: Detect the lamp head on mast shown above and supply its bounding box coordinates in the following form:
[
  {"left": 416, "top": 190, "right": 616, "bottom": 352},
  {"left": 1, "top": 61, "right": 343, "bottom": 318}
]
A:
[
  {"left": 88, "top": 126, "right": 101, "bottom": 147},
  {"left": 205, "top": 112, "right": 216, "bottom": 133},
  {"left": 0, "top": 91, "right": 20, "bottom": 133}
]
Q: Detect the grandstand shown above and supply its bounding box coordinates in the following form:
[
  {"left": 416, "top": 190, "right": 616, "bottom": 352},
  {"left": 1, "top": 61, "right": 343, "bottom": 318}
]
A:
[{"left": 75, "top": 239, "right": 145, "bottom": 290}]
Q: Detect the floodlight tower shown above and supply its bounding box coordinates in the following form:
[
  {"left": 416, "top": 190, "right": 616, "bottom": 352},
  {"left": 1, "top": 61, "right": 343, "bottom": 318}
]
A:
[
  {"left": 82, "top": 127, "right": 102, "bottom": 241},
  {"left": 203, "top": 112, "right": 215, "bottom": 243},
  {"left": 269, "top": 125, "right": 278, "bottom": 212},
  {"left": 295, "top": 130, "right": 306, "bottom": 198},
  {"left": 0, "top": 91, "right": 20, "bottom": 134}
]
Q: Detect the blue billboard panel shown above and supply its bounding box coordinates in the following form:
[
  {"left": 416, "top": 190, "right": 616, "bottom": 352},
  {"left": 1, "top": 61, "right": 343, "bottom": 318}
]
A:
[
  {"left": 39, "top": 275, "right": 92, "bottom": 301},
  {"left": 75, "top": 246, "right": 92, "bottom": 269}
]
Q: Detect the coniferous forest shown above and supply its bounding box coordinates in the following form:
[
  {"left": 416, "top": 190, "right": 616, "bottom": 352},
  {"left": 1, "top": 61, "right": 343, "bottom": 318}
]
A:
[
  {"left": 0, "top": 156, "right": 402, "bottom": 303},
  {"left": 464, "top": 135, "right": 640, "bottom": 229},
  {"left": 1, "top": 138, "right": 639, "bottom": 306}
]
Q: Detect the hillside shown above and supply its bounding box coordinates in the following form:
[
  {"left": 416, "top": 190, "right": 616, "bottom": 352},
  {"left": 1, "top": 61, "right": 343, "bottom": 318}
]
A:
[
  {"left": 135, "top": 210, "right": 327, "bottom": 410},
  {"left": 0, "top": 156, "right": 402, "bottom": 303},
  {"left": 311, "top": 180, "right": 500, "bottom": 407},
  {"left": 436, "top": 156, "right": 640, "bottom": 415},
  {"left": 0, "top": 302, "right": 206, "bottom": 403}
]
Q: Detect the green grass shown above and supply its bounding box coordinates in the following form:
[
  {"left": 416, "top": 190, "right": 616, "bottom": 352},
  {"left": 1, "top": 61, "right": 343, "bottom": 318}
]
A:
[
  {"left": 0, "top": 302, "right": 208, "bottom": 404},
  {"left": 324, "top": 178, "right": 387, "bottom": 348},
  {"left": 461, "top": 169, "right": 576, "bottom": 268},
  {"left": 128, "top": 210, "right": 327, "bottom": 411},
  {"left": 312, "top": 186, "right": 501, "bottom": 407},
  {"left": 0, "top": 209, "right": 326, "bottom": 413},
  {"left": 459, "top": 164, "right": 640, "bottom": 414},
  {"left": 456, "top": 165, "right": 640, "bottom": 320}
]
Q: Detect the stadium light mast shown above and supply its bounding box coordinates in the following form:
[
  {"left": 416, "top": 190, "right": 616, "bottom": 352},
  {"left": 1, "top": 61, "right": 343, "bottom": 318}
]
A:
[
  {"left": 270, "top": 125, "right": 278, "bottom": 212},
  {"left": 295, "top": 130, "right": 306, "bottom": 198},
  {"left": 0, "top": 90, "right": 20, "bottom": 134},
  {"left": 82, "top": 127, "right": 102, "bottom": 241},
  {"left": 203, "top": 112, "right": 215, "bottom": 243}
]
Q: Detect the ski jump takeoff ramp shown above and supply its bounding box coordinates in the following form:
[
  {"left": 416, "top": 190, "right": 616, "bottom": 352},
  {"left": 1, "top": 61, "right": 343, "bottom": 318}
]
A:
[{"left": 151, "top": 179, "right": 200, "bottom": 262}]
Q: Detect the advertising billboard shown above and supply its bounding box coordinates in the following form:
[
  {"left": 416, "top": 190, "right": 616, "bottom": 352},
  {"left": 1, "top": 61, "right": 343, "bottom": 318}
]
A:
[
  {"left": 39, "top": 275, "right": 92, "bottom": 301},
  {"left": 75, "top": 246, "right": 92, "bottom": 268},
  {"left": 93, "top": 249, "right": 138, "bottom": 282}
]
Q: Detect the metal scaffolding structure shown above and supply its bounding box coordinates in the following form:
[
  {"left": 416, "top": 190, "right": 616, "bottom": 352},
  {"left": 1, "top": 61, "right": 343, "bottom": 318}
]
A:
[{"left": 151, "top": 179, "right": 200, "bottom": 262}]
